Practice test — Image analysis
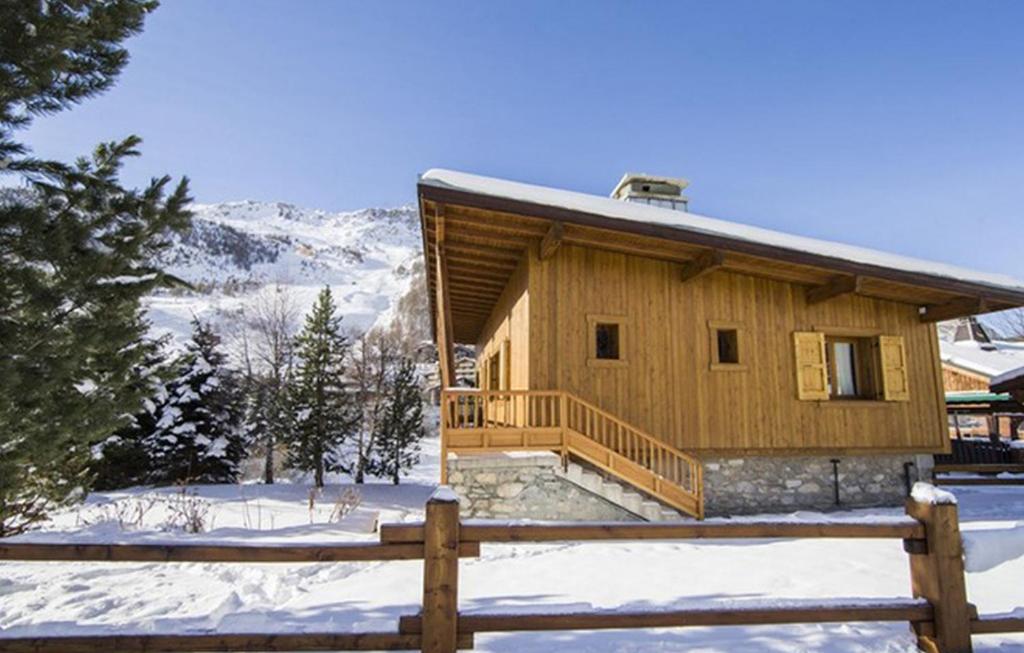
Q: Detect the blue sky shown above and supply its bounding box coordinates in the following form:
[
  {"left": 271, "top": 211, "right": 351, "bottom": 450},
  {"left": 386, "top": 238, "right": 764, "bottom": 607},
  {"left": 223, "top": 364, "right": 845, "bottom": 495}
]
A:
[{"left": 22, "top": 1, "right": 1024, "bottom": 277}]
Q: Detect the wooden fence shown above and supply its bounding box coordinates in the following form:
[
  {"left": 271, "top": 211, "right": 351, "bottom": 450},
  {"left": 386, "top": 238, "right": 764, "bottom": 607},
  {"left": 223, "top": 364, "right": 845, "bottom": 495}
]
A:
[
  {"left": 935, "top": 438, "right": 1013, "bottom": 465},
  {"left": 1, "top": 488, "right": 1022, "bottom": 653}
]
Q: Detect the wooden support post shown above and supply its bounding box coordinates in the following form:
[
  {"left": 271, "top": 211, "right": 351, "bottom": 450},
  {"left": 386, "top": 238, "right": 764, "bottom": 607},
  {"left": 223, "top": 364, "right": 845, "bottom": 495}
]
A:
[
  {"left": 805, "top": 275, "right": 862, "bottom": 305},
  {"left": 906, "top": 497, "right": 972, "bottom": 653},
  {"left": 559, "top": 392, "right": 569, "bottom": 470},
  {"left": 920, "top": 297, "right": 988, "bottom": 323},
  {"left": 679, "top": 249, "right": 724, "bottom": 283},
  {"left": 422, "top": 489, "right": 461, "bottom": 653},
  {"left": 539, "top": 221, "right": 564, "bottom": 260}
]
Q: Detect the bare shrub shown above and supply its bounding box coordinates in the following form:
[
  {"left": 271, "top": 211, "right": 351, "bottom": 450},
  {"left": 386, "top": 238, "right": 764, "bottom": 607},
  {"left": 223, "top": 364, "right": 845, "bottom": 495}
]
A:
[
  {"left": 77, "top": 494, "right": 159, "bottom": 530},
  {"left": 163, "top": 486, "right": 213, "bottom": 533}
]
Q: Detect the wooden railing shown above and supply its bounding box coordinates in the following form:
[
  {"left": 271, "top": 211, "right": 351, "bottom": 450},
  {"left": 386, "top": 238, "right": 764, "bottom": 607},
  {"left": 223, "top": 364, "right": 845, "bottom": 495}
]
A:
[
  {"left": 440, "top": 389, "right": 704, "bottom": 519},
  {"left": 2, "top": 488, "right": 1021, "bottom": 652}
]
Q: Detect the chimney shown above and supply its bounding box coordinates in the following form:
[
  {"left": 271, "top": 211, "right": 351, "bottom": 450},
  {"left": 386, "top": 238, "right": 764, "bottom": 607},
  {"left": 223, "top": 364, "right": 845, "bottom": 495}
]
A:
[{"left": 611, "top": 173, "right": 690, "bottom": 211}]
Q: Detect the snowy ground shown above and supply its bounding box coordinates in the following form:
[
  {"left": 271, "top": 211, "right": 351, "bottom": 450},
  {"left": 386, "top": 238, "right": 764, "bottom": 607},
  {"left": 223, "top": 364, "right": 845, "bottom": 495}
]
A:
[{"left": 2, "top": 437, "right": 1023, "bottom": 652}]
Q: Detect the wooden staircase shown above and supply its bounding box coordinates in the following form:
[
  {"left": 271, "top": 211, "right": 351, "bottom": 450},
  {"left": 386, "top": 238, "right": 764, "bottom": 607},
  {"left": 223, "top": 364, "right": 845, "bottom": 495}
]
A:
[{"left": 440, "top": 389, "right": 704, "bottom": 519}]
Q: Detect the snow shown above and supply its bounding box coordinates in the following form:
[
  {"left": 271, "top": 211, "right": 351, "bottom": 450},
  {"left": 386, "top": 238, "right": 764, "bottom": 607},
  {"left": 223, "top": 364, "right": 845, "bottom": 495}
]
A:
[
  {"left": 144, "top": 201, "right": 422, "bottom": 343},
  {"left": 993, "top": 364, "right": 1024, "bottom": 388},
  {"left": 96, "top": 273, "right": 158, "bottom": 286},
  {"left": 420, "top": 169, "right": 1024, "bottom": 294},
  {"left": 2, "top": 441, "right": 1023, "bottom": 651},
  {"left": 910, "top": 482, "right": 957, "bottom": 505},
  {"left": 939, "top": 339, "right": 1024, "bottom": 378},
  {"left": 963, "top": 523, "right": 1024, "bottom": 573}
]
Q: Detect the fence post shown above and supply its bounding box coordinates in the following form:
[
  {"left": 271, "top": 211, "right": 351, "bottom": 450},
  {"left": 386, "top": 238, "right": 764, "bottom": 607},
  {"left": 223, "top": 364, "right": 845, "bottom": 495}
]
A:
[
  {"left": 422, "top": 487, "right": 460, "bottom": 653},
  {"left": 906, "top": 493, "right": 972, "bottom": 653}
]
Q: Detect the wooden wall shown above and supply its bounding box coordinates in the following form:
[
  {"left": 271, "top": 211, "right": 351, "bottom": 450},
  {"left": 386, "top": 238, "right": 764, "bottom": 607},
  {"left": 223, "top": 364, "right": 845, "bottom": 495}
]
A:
[
  {"left": 525, "top": 244, "right": 948, "bottom": 455},
  {"left": 941, "top": 365, "right": 989, "bottom": 392},
  {"left": 475, "top": 256, "right": 530, "bottom": 390}
]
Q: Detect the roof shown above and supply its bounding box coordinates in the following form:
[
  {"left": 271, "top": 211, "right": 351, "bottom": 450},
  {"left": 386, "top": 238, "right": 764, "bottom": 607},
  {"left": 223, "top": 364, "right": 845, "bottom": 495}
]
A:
[
  {"left": 418, "top": 169, "right": 1024, "bottom": 343},
  {"left": 945, "top": 391, "right": 1016, "bottom": 405},
  {"left": 992, "top": 365, "right": 1024, "bottom": 393},
  {"left": 939, "top": 339, "right": 1024, "bottom": 379}
]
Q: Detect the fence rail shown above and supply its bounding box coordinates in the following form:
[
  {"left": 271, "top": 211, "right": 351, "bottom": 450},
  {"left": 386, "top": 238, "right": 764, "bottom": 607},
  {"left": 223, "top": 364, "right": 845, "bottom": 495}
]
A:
[{"left": 0, "top": 487, "right": 1021, "bottom": 653}]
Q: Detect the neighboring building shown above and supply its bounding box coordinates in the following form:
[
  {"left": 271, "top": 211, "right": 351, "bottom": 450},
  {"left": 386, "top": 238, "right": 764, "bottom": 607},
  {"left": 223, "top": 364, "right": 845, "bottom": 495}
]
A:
[
  {"left": 418, "top": 169, "right": 1024, "bottom": 519},
  {"left": 939, "top": 317, "right": 1024, "bottom": 391},
  {"left": 939, "top": 318, "right": 1024, "bottom": 438}
]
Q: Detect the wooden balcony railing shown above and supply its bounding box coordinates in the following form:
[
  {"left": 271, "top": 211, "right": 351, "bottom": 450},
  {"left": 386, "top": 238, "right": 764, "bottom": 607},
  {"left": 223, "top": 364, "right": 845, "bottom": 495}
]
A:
[{"left": 440, "top": 389, "right": 704, "bottom": 519}]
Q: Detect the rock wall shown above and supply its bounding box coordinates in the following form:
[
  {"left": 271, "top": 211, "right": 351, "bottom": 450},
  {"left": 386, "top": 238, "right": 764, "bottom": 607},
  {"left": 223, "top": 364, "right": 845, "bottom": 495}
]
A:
[
  {"left": 702, "top": 454, "right": 934, "bottom": 517},
  {"left": 446, "top": 453, "right": 637, "bottom": 521}
]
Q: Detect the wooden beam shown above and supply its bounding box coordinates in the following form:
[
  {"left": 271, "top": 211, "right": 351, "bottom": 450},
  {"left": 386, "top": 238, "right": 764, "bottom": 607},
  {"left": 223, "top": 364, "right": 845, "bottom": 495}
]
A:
[
  {"left": 0, "top": 541, "right": 480, "bottom": 563},
  {"left": 920, "top": 297, "right": 988, "bottom": 323},
  {"left": 806, "top": 275, "right": 863, "bottom": 305},
  {"left": 679, "top": 249, "right": 724, "bottom": 283},
  {"left": 421, "top": 491, "right": 460, "bottom": 653},
  {"left": 539, "top": 221, "right": 564, "bottom": 260},
  {"left": 380, "top": 519, "right": 924, "bottom": 544},
  {"left": 400, "top": 601, "right": 933, "bottom": 634},
  {"left": 433, "top": 207, "right": 456, "bottom": 388},
  {"left": 0, "top": 633, "right": 477, "bottom": 653}
]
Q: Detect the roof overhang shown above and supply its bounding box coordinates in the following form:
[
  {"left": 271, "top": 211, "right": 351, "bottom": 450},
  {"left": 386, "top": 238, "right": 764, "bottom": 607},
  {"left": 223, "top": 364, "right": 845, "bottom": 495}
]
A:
[{"left": 419, "top": 170, "right": 1024, "bottom": 345}]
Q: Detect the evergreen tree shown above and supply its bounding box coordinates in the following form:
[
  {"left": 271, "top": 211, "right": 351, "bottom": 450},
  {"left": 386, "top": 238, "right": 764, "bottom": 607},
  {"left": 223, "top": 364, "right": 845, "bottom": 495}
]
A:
[
  {"left": 371, "top": 358, "right": 426, "bottom": 484},
  {"left": 147, "top": 320, "right": 244, "bottom": 484},
  {"left": 89, "top": 342, "right": 174, "bottom": 490},
  {"left": 287, "top": 287, "right": 358, "bottom": 487},
  {"left": 0, "top": 1, "right": 189, "bottom": 534}
]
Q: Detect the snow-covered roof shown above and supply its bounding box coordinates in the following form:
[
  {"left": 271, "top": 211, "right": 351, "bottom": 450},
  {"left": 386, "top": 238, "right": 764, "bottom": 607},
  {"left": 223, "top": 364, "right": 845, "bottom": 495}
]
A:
[
  {"left": 940, "top": 339, "right": 1024, "bottom": 379},
  {"left": 992, "top": 364, "right": 1024, "bottom": 390},
  {"left": 419, "top": 169, "right": 1024, "bottom": 299}
]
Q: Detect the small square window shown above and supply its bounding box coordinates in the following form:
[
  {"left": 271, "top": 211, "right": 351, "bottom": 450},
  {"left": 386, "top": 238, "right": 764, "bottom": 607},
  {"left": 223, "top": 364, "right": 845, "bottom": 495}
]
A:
[
  {"left": 716, "top": 329, "right": 739, "bottom": 364},
  {"left": 708, "top": 320, "right": 746, "bottom": 371},
  {"left": 595, "top": 323, "right": 620, "bottom": 360},
  {"left": 824, "top": 335, "right": 879, "bottom": 399}
]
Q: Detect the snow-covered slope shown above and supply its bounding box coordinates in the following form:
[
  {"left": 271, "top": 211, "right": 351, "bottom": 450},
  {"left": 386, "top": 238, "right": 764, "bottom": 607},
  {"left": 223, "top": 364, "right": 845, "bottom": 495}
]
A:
[{"left": 145, "top": 200, "right": 422, "bottom": 340}]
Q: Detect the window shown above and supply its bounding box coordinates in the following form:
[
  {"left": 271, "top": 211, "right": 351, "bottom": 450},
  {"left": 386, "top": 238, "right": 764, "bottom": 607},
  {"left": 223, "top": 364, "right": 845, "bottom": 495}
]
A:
[
  {"left": 708, "top": 321, "right": 746, "bottom": 371},
  {"left": 824, "top": 336, "right": 878, "bottom": 399},
  {"left": 716, "top": 329, "right": 739, "bottom": 364},
  {"left": 587, "top": 314, "right": 628, "bottom": 367},
  {"left": 794, "top": 330, "right": 910, "bottom": 402},
  {"left": 595, "top": 323, "right": 620, "bottom": 360}
]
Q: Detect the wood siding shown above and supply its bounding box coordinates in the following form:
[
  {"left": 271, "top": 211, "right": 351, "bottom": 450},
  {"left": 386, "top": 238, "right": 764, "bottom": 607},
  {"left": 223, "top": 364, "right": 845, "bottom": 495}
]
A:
[
  {"left": 475, "top": 256, "right": 530, "bottom": 390},
  {"left": 525, "top": 244, "right": 948, "bottom": 455},
  {"left": 941, "top": 364, "right": 990, "bottom": 392}
]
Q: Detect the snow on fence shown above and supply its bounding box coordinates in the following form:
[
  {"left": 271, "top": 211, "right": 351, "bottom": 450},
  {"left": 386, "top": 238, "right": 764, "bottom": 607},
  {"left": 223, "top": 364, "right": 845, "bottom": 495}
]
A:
[{"left": 0, "top": 484, "right": 1022, "bottom": 653}]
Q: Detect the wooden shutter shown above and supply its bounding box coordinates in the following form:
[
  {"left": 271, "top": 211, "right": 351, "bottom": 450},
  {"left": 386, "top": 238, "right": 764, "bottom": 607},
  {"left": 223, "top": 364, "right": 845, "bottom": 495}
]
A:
[
  {"left": 501, "top": 339, "right": 512, "bottom": 390},
  {"left": 793, "top": 331, "right": 829, "bottom": 400},
  {"left": 879, "top": 335, "right": 910, "bottom": 401}
]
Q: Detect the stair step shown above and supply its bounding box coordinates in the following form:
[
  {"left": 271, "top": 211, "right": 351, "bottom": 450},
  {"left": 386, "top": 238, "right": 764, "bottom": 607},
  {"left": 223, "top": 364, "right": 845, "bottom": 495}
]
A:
[
  {"left": 601, "top": 482, "right": 624, "bottom": 503},
  {"left": 565, "top": 462, "right": 584, "bottom": 483},
  {"left": 640, "top": 501, "right": 664, "bottom": 521},
  {"left": 579, "top": 471, "right": 604, "bottom": 493},
  {"left": 620, "top": 491, "right": 644, "bottom": 514}
]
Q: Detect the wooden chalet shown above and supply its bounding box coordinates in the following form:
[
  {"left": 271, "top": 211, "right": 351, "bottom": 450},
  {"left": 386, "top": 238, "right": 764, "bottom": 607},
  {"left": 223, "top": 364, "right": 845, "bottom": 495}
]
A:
[{"left": 418, "top": 169, "right": 1024, "bottom": 519}]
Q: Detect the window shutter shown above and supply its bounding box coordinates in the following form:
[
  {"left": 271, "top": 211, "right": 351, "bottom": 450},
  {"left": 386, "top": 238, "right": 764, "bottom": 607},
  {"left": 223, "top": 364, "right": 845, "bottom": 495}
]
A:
[
  {"left": 793, "top": 331, "right": 829, "bottom": 400},
  {"left": 879, "top": 335, "right": 910, "bottom": 401},
  {"left": 501, "top": 339, "right": 512, "bottom": 389}
]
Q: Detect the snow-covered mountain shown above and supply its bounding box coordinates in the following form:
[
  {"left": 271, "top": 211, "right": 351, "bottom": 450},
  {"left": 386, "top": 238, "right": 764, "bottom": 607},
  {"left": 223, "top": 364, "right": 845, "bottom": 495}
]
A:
[{"left": 145, "top": 200, "right": 423, "bottom": 341}]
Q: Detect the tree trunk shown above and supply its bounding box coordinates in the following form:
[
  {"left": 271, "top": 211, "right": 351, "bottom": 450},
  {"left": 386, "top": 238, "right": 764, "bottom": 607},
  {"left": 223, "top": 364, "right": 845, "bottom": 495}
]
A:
[
  {"left": 263, "top": 439, "right": 274, "bottom": 484},
  {"left": 315, "top": 443, "right": 324, "bottom": 488}
]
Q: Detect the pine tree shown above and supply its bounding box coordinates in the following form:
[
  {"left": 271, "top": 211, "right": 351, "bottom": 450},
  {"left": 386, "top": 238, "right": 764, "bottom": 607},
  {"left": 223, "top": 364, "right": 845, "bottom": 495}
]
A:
[
  {"left": 371, "top": 358, "right": 426, "bottom": 484},
  {"left": 147, "top": 320, "right": 244, "bottom": 484},
  {"left": 89, "top": 342, "right": 174, "bottom": 490},
  {"left": 0, "top": 1, "right": 189, "bottom": 534},
  {"left": 287, "top": 287, "right": 358, "bottom": 487}
]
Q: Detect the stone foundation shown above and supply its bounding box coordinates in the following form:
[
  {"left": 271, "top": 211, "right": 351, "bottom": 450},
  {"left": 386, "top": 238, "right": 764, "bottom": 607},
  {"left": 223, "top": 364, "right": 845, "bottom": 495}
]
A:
[
  {"left": 446, "top": 452, "right": 637, "bottom": 521},
  {"left": 702, "top": 454, "right": 934, "bottom": 517}
]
